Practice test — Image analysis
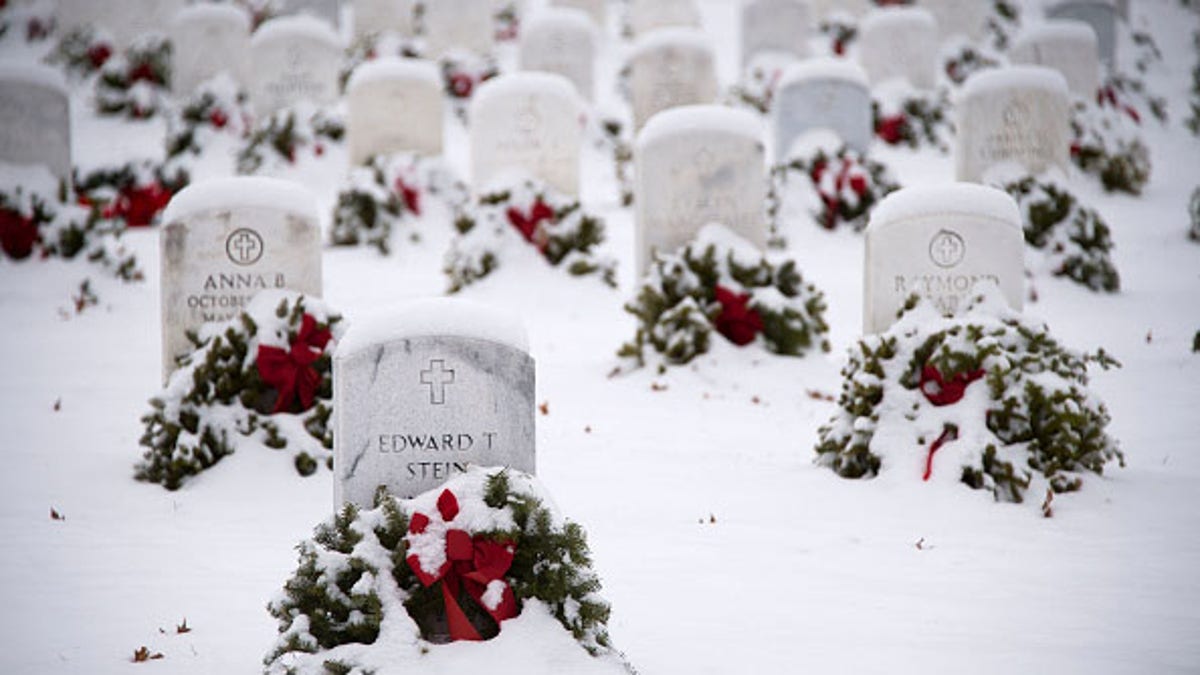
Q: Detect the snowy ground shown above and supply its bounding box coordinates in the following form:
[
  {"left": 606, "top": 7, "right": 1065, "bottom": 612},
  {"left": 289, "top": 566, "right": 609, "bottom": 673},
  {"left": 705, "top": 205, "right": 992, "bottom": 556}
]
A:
[{"left": 2, "top": 1, "right": 1199, "bottom": 673}]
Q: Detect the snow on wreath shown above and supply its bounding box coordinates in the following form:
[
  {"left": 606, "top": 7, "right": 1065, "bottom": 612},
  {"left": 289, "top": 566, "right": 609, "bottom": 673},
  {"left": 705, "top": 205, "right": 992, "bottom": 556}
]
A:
[
  {"left": 815, "top": 287, "right": 1123, "bottom": 507},
  {"left": 264, "top": 467, "right": 634, "bottom": 675},
  {"left": 136, "top": 291, "right": 343, "bottom": 490}
]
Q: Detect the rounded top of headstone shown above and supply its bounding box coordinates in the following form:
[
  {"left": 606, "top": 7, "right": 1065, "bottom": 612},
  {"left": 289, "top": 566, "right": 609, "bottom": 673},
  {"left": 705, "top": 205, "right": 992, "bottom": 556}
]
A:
[
  {"left": 471, "top": 71, "right": 583, "bottom": 111},
  {"left": 251, "top": 14, "right": 342, "bottom": 48},
  {"left": 336, "top": 298, "right": 531, "bottom": 358},
  {"left": 777, "top": 57, "right": 869, "bottom": 90},
  {"left": 162, "top": 176, "right": 318, "bottom": 224},
  {"left": 628, "top": 27, "right": 713, "bottom": 59},
  {"left": 960, "top": 65, "right": 1069, "bottom": 100},
  {"left": 860, "top": 6, "right": 937, "bottom": 33},
  {"left": 1048, "top": 0, "right": 1116, "bottom": 9},
  {"left": 1014, "top": 19, "right": 1099, "bottom": 48},
  {"left": 347, "top": 57, "right": 441, "bottom": 92},
  {"left": 0, "top": 62, "right": 68, "bottom": 93},
  {"left": 637, "top": 104, "right": 763, "bottom": 149},
  {"left": 524, "top": 6, "right": 598, "bottom": 35},
  {"left": 173, "top": 2, "right": 251, "bottom": 30},
  {"left": 867, "top": 183, "right": 1022, "bottom": 233}
]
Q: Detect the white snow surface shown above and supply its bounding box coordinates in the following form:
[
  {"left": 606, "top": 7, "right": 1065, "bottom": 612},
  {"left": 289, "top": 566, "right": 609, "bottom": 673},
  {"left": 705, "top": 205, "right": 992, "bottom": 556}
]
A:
[
  {"left": 335, "top": 296, "right": 531, "bottom": 357},
  {"left": 523, "top": 6, "right": 599, "bottom": 35},
  {"left": 0, "top": 60, "right": 67, "bottom": 92},
  {"left": 470, "top": 71, "right": 583, "bottom": 112},
  {"left": 627, "top": 26, "right": 713, "bottom": 59},
  {"left": 249, "top": 14, "right": 342, "bottom": 48},
  {"left": 346, "top": 56, "right": 441, "bottom": 92},
  {"left": 1014, "top": 18, "right": 1101, "bottom": 47},
  {"left": 171, "top": 3, "right": 251, "bottom": 31},
  {"left": 859, "top": 5, "right": 937, "bottom": 33},
  {"left": 161, "top": 176, "right": 319, "bottom": 224},
  {"left": 637, "top": 104, "right": 763, "bottom": 148},
  {"left": 777, "top": 56, "right": 871, "bottom": 89},
  {"left": 868, "top": 182, "right": 1022, "bottom": 232},
  {"left": 2, "top": 1, "right": 1200, "bottom": 674},
  {"left": 960, "top": 64, "right": 1071, "bottom": 99}
]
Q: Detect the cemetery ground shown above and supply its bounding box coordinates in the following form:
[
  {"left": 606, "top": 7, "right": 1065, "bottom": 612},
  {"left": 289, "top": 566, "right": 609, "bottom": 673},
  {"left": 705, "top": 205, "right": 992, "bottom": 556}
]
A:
[{"left": 2, "top": 1, "right": 1200, "bottom": 674}]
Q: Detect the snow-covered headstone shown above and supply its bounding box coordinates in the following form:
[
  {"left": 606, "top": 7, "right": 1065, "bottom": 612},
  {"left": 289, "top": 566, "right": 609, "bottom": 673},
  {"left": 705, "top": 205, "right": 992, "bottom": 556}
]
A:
[
  {"left": 1047, "top": 0, "right": 1118, "bottom": 65},
  {"left": 347, "top": 58, "right": 443, "bottom": 165},
  {"left": 857, "top": 7, "right": 939, "bottom": 90},
  {"left": 550, "top": 0, "right": 605, "bottom": 30},
  {"left": 278, "top": 0, "right": 342, "bottom": 27},
  {"left": 159, "top": 177, "right": 323, "bottom": 380},
  {"left": 917, "top": 0, "right": 989, "bottom": 42},
  {"left": 741, "top": 0, "right": 809, "bottom": 67},
  {"left": 634, "top": 105, "right": 766, "bottom": 272},
  {"left": 469, "top": 73, "right": 584, "bottom": 197},
  {"left": 0, "top": 65, "right": 71, "bottom": 187},
  {"left": 332, "top": 299, "right": 536, "bottom": 508},
  {"left": 170, "top": 4, "right": 251, "bottom": 96},
  {"left": 423, "top": 0, "right": 494, "bottom": 57},
  {"left": 353, "top": 0, "right": 414, "bottom": 39},
  {"left": 249, "top": 15, "right": 343, "bottom": 115},
  {"left": 519, "top": 8, "right": 597, "bottom": 101},
  {"left": 1010, "top": 21, "right": 1101, "bottom": 98},
  {"left": 955, "top": 66, "right": 1071, "bottom": 183},
  {"left": 773, "top": 58, "right": 872, "bottom": 159},
  {"left": 863, "top": 183, "right": 1025, "bottom": 334},
  {"left": 807, "top": 0, "right": 871, "bottom": 22},
  {"left": 55, "top": 0, "right": 184, "bottom": 48},
  {"left": 628, "top": 28, "right": 718, "bottom": 130},
  {"left": 627, "top": 0, "right": 701, "bottom": 36}
]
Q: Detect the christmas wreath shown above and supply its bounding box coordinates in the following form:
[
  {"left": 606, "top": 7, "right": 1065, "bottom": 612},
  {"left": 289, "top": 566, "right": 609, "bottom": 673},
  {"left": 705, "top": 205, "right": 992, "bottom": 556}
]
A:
[
  {"left": 93, "top": 35, "right": 172, "bottom": 119},
  {"left": 331, "top": 152, "right": 467, "bottom": 254},
  {"left": 164, "top": 74, "right": 253, "bottom": 169},
  {"left": 445, "top": 174, "right": 617, "bottom": 292},
  {"left": 340, "top": 33, "right": 422, "bottom": 92},
  {"left": 439, "top": 48, "right": 500, "bottom": 121},
  {"left": 49, "top": 27, "right": 115, "bottom": 78},
  {"left": 75, "top": 159, "right": 189, "bottom": 229},
  {"left": 984, "top": 0, "right": 1020, "bottom": 51},
  {"left": 0, "top": 2, "right": 54, "bottom": 44},
  {"left": 1070, "top": 97, "right": 1151, "bottom": 195},
  {"left": 815, "top": 288, "right": 1123, "bottom": 505},
  {"left": 818, "top": 17, "right": 857, "bottom": 57},
  {"left": 236, "top": 104, "right": 345, "bottom": 174},
  {"left": 594, "top": 110, "right": 635, "bottom": 206},
  {"left": 941, "top": 41, "right": 1000, "bottom": 86},
  {"left": 871, "top": 86, "right": 952, "bottom": 151},
  {"left": 619, "top": 223, "right": 830, "bottom": 369},
  {"left": 264, "top": 467, "right": 631, "bottom": 674},
  {"left": 494, "top": 1, "right": 520, "bottom": 41},
  {"left": 136, "top": 292, "right": 342, "bottom": 491},
  {"left": 771, "top": 133, "right": 900, "bottom": 233},
  {"left": 729, "top": 53, "right": 791, "bottom": 115}
]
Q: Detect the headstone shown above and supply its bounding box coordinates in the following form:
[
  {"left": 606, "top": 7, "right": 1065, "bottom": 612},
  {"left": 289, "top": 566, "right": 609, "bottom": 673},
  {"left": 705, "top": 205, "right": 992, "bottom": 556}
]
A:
[
  {"left": 278, "top": 0, "right": 342, "bottom": 27},
  {"left": 1047, "top": 0, "right": 1117, "bottom": 65},
  {"left": 918, "top": 0, "right": 989, "bottom": 42},
  {"left": 55, "top": 0, "right": 184, "bottom": 47},
  {"left": 955, "top": 66, "right": 1071, "bottom": 183},
  {"left": 170, "top": 4, "right": 252, "bottom": 96},
  {"left": 772, "top": 58, "right": 872, "bottom": 160},
  {"left": 550, "top": 0, "right": 605, "bottom": 30},
  {"left": 628, "top": 28, "right": 718, "bottom": 131},
  {"left": 353, "top": 0, "right": 415, "bottom": 39},
  {"left": 806, "top": 0, "right": 871, "bottom": 21},
  {"left": 634, "top": 105, "right": 766, "bottom": 272},
  {"left": 332, "top": 298, "right": 535, "bottom": 508},
  {"left": 423, "top": 0, "right": 494, "bottom": 57},
  {"left": 742, "top": 0, "right": 810, "bottom": 67},
  {"left": 857, "top": 7, "right": 939, "bottom": 90},
  {"left": 1010, "top": 21, "right": 1100, "bottom": 98},
  {"left": 627, "top": 0, "right": 701, "bottom": 36},
  {"left": 159, "top": 177, "right": 323, "bottom": 380},
  {"left": 0, "top": 65, "right": 71, "bottom": 187},
  {"left": 519, "top": 8, "right": 597, "bottom": 101},
  {"left": 347, "top": 58, "right": 444, "bottom": 165},
  {"left": 249, "top": 15, "right": 344, "bottom": 116},
  {"left": 863, "top": 183, "right": 1025, "bottom": 334},
  {"left": 469, "top": 73, "right": 584, "bottom": 197}
]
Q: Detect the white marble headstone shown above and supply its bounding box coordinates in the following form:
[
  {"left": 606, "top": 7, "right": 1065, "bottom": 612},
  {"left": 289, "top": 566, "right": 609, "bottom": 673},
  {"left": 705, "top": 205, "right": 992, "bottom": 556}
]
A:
[
  {"left": 333, "top": 298, "right": 536, "bottom": 508},
  {"left": 772, "top": 58, "right": 872, "bottom": 159},
  {"left": 635, "top": 105, "right": 767, "bottom": 272},
  {"left": 1010, "top": 21, "right": 1100, "bottom": 98},
  {"left": 469, "top": 73, "right": 584, "bottom": 197},
  {"left": 279, "top": 0, "right": 342, "bottom": 27},
  {"left": 955, "top": 66, "right": 1071, "bottom": 183},
  {"left": 550, "top": 0, "right": 605, "bottom": 30},
  {"left": 864, "top": 183, "right": 1025, "bottom": 333},
  {"left": 807, "top": 0, "right": 871, "bottom": 21},
  {"left": 742, "top": 0, "right": 810, "bottom": 66},
  {"left": 347, "top": 58, "right": 444, "bottom": 165},
  {"left": 170, "top": 4, "right": 251, "bottom": 96},
  {"left": 857, "top": 7, "right": 939, "bottom": 90},
  {"left": 55, "top": 0, "right": 184, "bottom": 47},
  {"left": 520, "top": 8, "right": 597, "bottom": 101},
  {"left": 918, "top": 0, "right": 989, "bottom": 41},
  {"left": 423, "top": 0, "right": 494, "bottom": 57},
  {"left": 353, "top": 0, "right": 414, "bottom": 39},
  {"left": 628, "top": 0, "right": 701, "bottom": 36},
  {"left": 249, "top": 15, "right": 344, "bottom": 116},
  {"left": 0, "top": 65, "right": 71, "bottom": 187},
  {"left": 159, "top": 177, "right": 323, "bottom": 380},
  {"left": 628, "top": 28, "right": 718, "bottom": 131},
  {"left": 1047, "top": 0, "right": 1117, "bottom": 65}
]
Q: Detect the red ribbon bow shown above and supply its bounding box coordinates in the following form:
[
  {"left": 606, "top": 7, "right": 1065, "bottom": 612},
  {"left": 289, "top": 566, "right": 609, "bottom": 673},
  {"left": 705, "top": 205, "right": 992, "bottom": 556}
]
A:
[
  {"left": 256, "top": 314, "right": 332, "bottom": 414},
  {"left": 0, "top": 207, "right": 40, "bottom": 260},
  {"left": 450, "top": 73, "right": 474, "bottom": 98},
  {"left": 713, "top": 285, "right": 764, "bottom": 346},
  {"left": 812, "top": 157, "right": 868, "bottom": 229},
  {"left": 406, "top": 490, "right": 518, "bottom": 642},
  {"left": 506, "top": 199, "right": 554, "bottom": 251},
  {"left": 103, "top": 182, "right": 173, "bottom": 228},
  {"left": 876, "top": 114, "right": 908, "bottom": 145},
  {"left": 395, "top": 177, "right": 421, "bottom": 215},
  {"left": 919, "top": 364, "right": 985, "bottom": 480}
]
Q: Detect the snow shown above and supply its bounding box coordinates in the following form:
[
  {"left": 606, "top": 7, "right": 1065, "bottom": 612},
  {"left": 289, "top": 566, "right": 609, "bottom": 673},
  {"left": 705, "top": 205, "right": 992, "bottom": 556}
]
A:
[
  {"left": 161, "top": 176, "right": 319, "bottom": 224},
  {"left": 777, "top": 56, "right": 870, "bottom": 90},
  {"left": 858, "top": 5, "right": 937, "bottom": 33},
  {"left": 627, "top": 26, "right": 712, "bottom": 60},
  {"left": 470, "top": 71, "right": 583, "bottom": 112},
  {"left": 171, "top": 3, "right": 250, "bottom": 31},
  {"left": 346, "top": 57, "right": 441, "bottom": 92},
  {"left": 524, "top": 6, "right": 599, "bottom": 36},
  {"left": 249, "top": 14, "right": 342, "bottom": 49},
  {"left": 868, "top": 183, "right": 1022, "bottom": 233},
  {"left": 636, "top": 104, "right": 763, "bottom": 148},
  {"left": 335, "top": 297, "right": 531, "bottom": 358},
  {"left": 1014, "top": 19, "right": 1101, "bottom": 48},
  {"left": 0, "top": 61, "right": 66, "bottom": 93},
  {"left": 960, "top": 64, "right": 1070, "bottom": 99}
]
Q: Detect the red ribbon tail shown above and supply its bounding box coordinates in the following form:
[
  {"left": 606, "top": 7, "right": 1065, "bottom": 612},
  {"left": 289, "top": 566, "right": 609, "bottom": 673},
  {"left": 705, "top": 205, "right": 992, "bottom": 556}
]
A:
[
  {"left": 923, "top": 425, "right": 959, "bottom": 481},
  {"left": 442, "top": 582, "right": 483, "bottom": 641}
]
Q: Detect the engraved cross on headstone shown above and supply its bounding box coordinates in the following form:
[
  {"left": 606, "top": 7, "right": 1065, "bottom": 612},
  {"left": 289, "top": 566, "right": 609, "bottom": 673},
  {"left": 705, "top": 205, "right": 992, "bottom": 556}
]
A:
[
  {"left": 233, "top": 232, "right": 259, "bottom": 260},
  {"left": 420, "top": 358, "right": 456, "bottom": 405}
]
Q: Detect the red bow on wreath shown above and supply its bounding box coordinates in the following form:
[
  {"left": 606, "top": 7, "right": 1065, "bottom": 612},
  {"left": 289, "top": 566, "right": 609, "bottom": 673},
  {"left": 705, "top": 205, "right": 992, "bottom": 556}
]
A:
[
  {"left": 450, "top": 73, "right": 475, "bottom": 98},
  {"left": 1096, "top": 86, "right": 1141, "bottom": 124},
  {"left": 406, "top": 490, "right": 518, "bottom": 642},
  {"left": 714, "top": 285, "right": 764, "bottom": 346},
  {"left": 103, "top": 182, "right": 173, "bottom": 228},
  {"left": 811, "top": 158, "right": 868, "bottom": 230},
  {"left": 256, "top": 314, "right": 332, "bottom": 414},
  {"left": 919, "top": 364, "right": 986, "bottom": 481},
  {"left": 0, "top": 208, "right": 40, "bottom": 260},
  {"left": 395, "top": 177, "right": 421, "bottom": 215},
  {"left": 876, "top": 114, "right": 908, "bottom": 145},
  {"left": 506, "top": 199, "right": 554, "bottom": 251}
]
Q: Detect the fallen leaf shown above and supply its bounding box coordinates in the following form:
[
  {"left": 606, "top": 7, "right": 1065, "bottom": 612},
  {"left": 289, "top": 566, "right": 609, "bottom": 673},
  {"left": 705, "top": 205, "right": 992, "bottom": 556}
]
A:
[
  {"left": 176, "top": 618, "right": 191, "bottom": 634},
  {"left": 132, "top": 646, "right": 163, "bottom": 662},
  {"left": 53, "top": 398, "right": 61, "bottom": 412},
  {"left": 538, "top": 401, "right": 549, "bottom": 416},
  {"left": 50, "top": 508, "right": 65, "bottom": 521},
  {"left": 1041, "top": 489, "right": 1054, "bottom": 519}
]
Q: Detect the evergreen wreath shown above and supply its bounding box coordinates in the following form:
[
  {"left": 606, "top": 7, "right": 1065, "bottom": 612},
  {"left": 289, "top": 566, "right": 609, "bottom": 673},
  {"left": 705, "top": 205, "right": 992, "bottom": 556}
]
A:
[
  {"left": 772, "top": 135, "right": 900, "bottom": 232},
  {"left": 871, "top": 88, "right": 952, "bottom": 151},
  {"left": 818, "top": 17, "right": 856, "bottom": 57},
  {"left": 236, "top": 104, "right": 345, "bottom": 174},
  {"left": 619, "top": 223, "right": 830, "bottom": 369},
  {"left": 331, "top": 153, "right": 467, "bottom": 255},
  {"left": 1070, "top": 97, "right": 1151, "bottom": 195},
  {"left": 595, "top": 112, "right": 634, "bottom": 206},
  {"left": 985, "top": 0, "right": 1020, "bottom": 51},
  {"left": 941, "top": 42, "right": 1000, "bottom": 86},
  {"left": 93, "top": 35, "right": 172, "bottom": 119},
  {"left": 136, "top": 292, "right": 342, "bottom": 491},
  {"left": 165, "top": 75, "right": 253, "bottom": 166},
  {"left": 264, "top": 467, "right": 630, "bottom": 674},
  {"left": 445, "top": 174, "right": 617, "bottom": 293},
  {"left": 49, "top": 26, "right": 115, "bottom": 78},
  {"left": 440, "top": 48, "right": 500, "bottom": 120},
  {"left": 815, "top": 289, "right": 1123, "bottom": 505},
  {"left": 75, "top": 159, "right": 189, "bottom": 229},
  {"left": 0, "top": 2, "right": 54, "bottom": 44},
  {"left": 729, "top": 53, "right": 790, "bottom": 115},
  {"left": 1101, "top": 73, "right": 1168, "bottom": 124},
  {"left": 494, "top": 1, "right": 520, "bottom": 41},
  {"left": 340, "top": 34, "right": 421, "bottom": 92}
]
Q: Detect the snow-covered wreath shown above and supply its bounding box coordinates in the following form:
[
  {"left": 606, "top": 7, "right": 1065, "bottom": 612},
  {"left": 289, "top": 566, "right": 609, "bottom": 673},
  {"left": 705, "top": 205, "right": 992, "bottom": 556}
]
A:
[
  {"left": 136, "top": 292, "right": 343, "bottom": 490},
  {"left": 620, "top": 224, "right": 830, "bottom": 369},
  {"left": 445, "top": 174, "right": 617, "bottom": 292},
  {"left": 264, "top": 467, "right": 632, "bottom": 674},
  {"left": 75, "top": 159, "right": 189, "bottom": 230},
  {"left": 236, "top": 103, "right": 345, "bottom": 175},
  {"left": 50, "top": 27, "right": 116, "bottom": 79},
  {"left": 871, "top": 85, "right": 953, "bottom": 152},
  {"left": 729, "top": 53, "right": 791, "bottom": 115},
  {"left": 1070, "top": 85, "right": 1153, "bottom": 195},
  {"left": 815, "top": 288, "right": 1122, "bottom": 506},
  {"left": 94, "top": 35, "right": 172, "bottom": 120},
  {"left": 165, "top": 75, "right": 253, "bottom": 174}
]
